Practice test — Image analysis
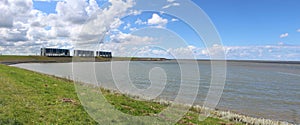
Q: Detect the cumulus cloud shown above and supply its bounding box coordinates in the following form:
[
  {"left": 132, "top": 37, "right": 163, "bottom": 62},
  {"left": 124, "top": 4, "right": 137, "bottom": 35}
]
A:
[
  {"left": 0, "top": 7, "right": 13, "bottom": 28},
  {"left": 225, "top": 45, "right": 300, "bottom": 60},
  {"left": 280, "top": 33, "right": 288, "bottom": 38},
  {"left": 56, "top": 0, "right": 90, "bottom": 24},
  {"left": 1, "top": 0, "right": 299, "bottom": 61},
  {"left": 147, "top": 13, "right": 168, "bottom": 28},
  {"left": 199, "top": 45, "right": 300, "bottom": 61},
  {"left": 0, "top": 0, "right": 33, "bottom": 43},
  {"left": 200, "top": 44, "right": 226, "bottom": 59},
  {"left": 0, "top": 0, "right": 86, "bottom": 54},
  {"left": 97, "top": 43, "right": 300, "bottom": 61},
  {"left": 0, "top": 0, "right": 138, "bottom": 55},
  {"left": 0, "top": 0, "right": 33, "bottom": 28},
  {"left": 75, "top": 0, "right": 135, "bottom": 50},
  {"left": 127, "top": 44, "right": 300, "bottom": 61},
  {"left": 167, "top": 45, "right": 199, "bottom": 59},
  {"left": 98, "top": 43, "right": 156, "bottom": 57},
  {"left": 109, "top": 32, "right": 154, "bottom": 45},
  {"left": 86, "top": 36, "right": 300, "bottom": 60}
]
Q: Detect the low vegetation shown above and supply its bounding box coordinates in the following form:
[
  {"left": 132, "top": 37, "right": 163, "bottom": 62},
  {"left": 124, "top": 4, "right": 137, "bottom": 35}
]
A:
[
  {"left": 0, "top": 55, "right": 72, "bottom": 63},
  {"left": 0, "top": 64, "right": 242, "bottom": 124}
]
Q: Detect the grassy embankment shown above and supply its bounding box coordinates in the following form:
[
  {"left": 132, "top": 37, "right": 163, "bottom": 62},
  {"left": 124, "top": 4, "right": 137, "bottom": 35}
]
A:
[
  {"left": 0, "top": 55, "right": 72, "bottom": 64},
  {"left": 0, "top": 55, "right": 167, "bottom": 65},
  {"left": 0, "top": 63, "right": 242, "bottom": 124}
]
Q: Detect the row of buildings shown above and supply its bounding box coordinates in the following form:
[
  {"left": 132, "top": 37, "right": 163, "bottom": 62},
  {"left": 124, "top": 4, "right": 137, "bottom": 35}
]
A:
[{"left": 40, "top": 48, "right": 112, "bottom": 58}]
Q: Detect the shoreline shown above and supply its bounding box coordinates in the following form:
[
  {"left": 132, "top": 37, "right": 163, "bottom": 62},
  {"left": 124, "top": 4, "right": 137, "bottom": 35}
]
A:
[{"left": 96, "top": 88, "right": 294, "bottom": 125}]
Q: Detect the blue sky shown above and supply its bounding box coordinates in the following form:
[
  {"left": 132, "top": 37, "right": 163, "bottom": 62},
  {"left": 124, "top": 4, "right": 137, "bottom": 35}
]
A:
[
  {"left": 0, "top": 0, "right": 299, "bottom": 60},
  {"left": 32, "top": 0, "right": 300, "bottom": 46},
  {"left": 194, "top": 0, "right": 300, "bottom": 46}
]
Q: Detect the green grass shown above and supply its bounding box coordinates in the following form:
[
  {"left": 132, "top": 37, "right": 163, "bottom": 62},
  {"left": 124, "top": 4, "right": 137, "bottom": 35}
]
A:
[
  {"left": 0, "top": 64, "right": 96, "bottom": 124},
  {"left": 0, "top": 55, "right": 72, "bottom": 63},
  {"left": 0, "top": 55, "right": 52, "bottom": 61},
  {"left": 0, "top": 64, "right": 242, "bottom": 124}
]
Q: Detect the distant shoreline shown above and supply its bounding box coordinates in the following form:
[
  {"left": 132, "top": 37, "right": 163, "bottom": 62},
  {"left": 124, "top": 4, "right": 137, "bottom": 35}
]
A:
[
  {"left": 1, "top": 55, "right": 300, "bottom": 65},
  {"left": 195, "top": 59, "right": 300, "bottom": 64},
  {"left": 0, "top": 55, "right": 167, "bottom": 65}
]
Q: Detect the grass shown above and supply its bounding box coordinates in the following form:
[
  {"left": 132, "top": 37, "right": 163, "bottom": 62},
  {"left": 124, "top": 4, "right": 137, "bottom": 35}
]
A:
[
  {"left": 0, "top": 64, "right": 243, "bottom": 124},
  {"left": 0, "top": 55, "right": 72, "bottom": 63},
  {"left": 0, "top": 64, "right": 96, "bottom": 124}
]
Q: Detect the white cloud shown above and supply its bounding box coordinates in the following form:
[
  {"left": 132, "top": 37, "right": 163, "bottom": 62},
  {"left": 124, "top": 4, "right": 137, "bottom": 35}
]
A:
[
  {"left": 171, "top": 18, "right": 179, "bottom": 22},
  {"left": 167, "top": 0, "right": 176, "bottom": 3},
  {"left": 149, "top": 45, "right": 300, "bottom": 60},
  {"left": 0, "top": 2, "right": 13, "bottom": 28},
  {"left": 109, "top": 32, "right": 154, "bottom": 45},
  {"left": 280, "top": 33, "right": 288, "bottom": 38},
  {"left": 297, "top": 29, "right": 300, "bottom": 32},
  {"left": 1, "top": 0, "right": 299, "bottom": 61},
  {"left": 86, "top": 0, "right": 100, "bottom": 16},
  {"left": 134, "top": 46, "right": 169, "bottom": 58},
  {"left": 128, "top": 10, "right": 142, "bottom": 16},
  {"left": 10, "top": 0, "right": 33, "bottom": 15},
  {"left": 162, "top": 2, "right": 180, "bottom": 9},
  {"left": 110, "top": 18, "right": 124, "bottom": 29},
  {"left": 0, "top": 0, "right": 137, "bottom": 55},
  {"left": 97, "top": 29, "right": 159, "bottom": 57},
  {"left": 147, "top": 13, "right": 168, "bottom": 28},
  {"left": 277, "top": 42, "right": 285, "bottom": 46},
  {"left": 0, "top": 0, "right": 33, "bottom": 43},
  {"left": 167, "top": 45, "right": 198, "bottom": 59},
  {"left": 129, "top": 27, "right": 138, "bottom": 31},
  {"left": 135, "top": 18, "right": 147, "bottom": 25},
  {"left": 123, "top": 23, "right": 131, "bottom": 30},
  {"left": 33, "top": 0, "right": 63, "bottom": 2},
  {"left": 55, "top": 0, "right": 89, "bottom": 24},
  {"left": 0, "top": 0, "right": 33, "bottom": 28},
  {"left": 200, "top": 44, "right": 226, "bottom": 58},
  {"left": 205, "top": 45, "right": 300, "bottom": 61},
  {"left": 74, "top": 0, "right": 135, "bottom": 49}
]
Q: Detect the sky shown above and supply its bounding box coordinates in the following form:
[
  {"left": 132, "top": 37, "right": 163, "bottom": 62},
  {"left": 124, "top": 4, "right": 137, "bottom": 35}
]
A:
[{"left": 0, "top": 0, "right": 299, "bottom": 61}]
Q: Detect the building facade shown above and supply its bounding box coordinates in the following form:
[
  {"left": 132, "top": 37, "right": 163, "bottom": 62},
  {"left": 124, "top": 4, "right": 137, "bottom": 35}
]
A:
[
  {"left": 73, "top": 50, "right": 95, "bottom": 57},
  {"left": 96, "top": 51, "right": 112, "bottom": 58},
  {"left": 41, "top": 48, "right": 70, "bottom": 57}
]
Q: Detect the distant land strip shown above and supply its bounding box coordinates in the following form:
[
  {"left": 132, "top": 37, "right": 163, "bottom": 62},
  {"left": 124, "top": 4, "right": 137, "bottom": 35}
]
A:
[{"left": 1, "top": 55, "right": 299, "bottom": 65}]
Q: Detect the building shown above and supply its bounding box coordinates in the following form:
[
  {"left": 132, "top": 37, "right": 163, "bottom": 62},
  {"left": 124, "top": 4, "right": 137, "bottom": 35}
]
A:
[
  {"left": 73, "top": 50, "right": 94, "bottom": 57},
  {"left": 41, "top": 48, "right": 70, "bottom": 57},
  {"left": 96, "top": 51, "right": 112, "bottom": 58},
  {"left": 40, "top": 48, "right": 112, "bottom": 58}
]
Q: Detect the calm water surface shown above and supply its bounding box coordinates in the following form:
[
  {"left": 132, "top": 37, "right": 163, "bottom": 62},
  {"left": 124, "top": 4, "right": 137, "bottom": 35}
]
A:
[{"left": 13, "top": 61, "right": 300, "bottom": 123}]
